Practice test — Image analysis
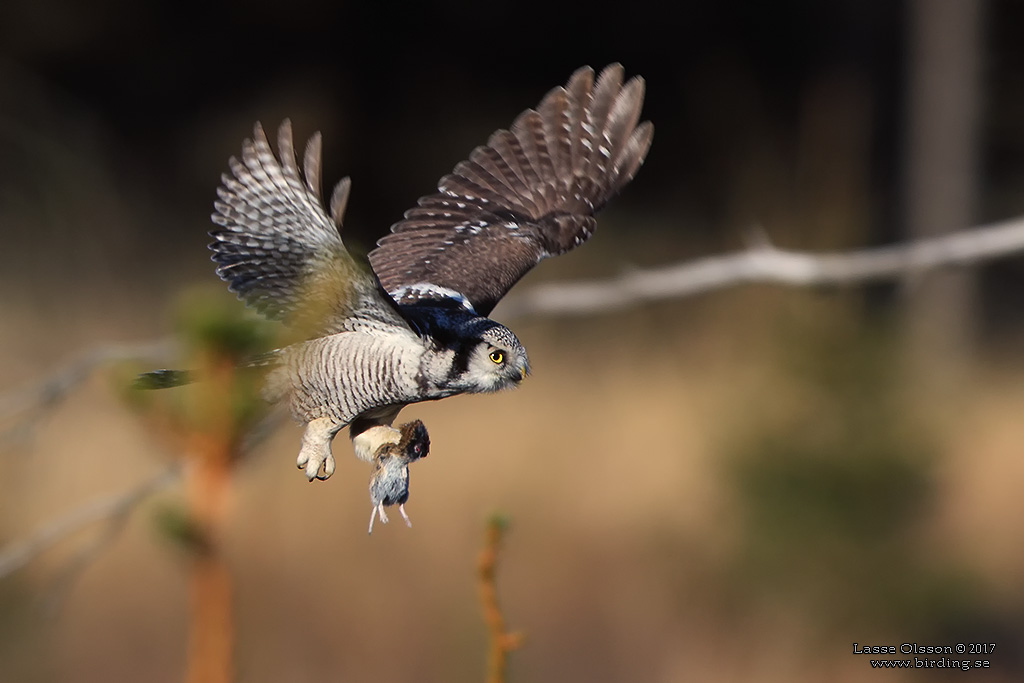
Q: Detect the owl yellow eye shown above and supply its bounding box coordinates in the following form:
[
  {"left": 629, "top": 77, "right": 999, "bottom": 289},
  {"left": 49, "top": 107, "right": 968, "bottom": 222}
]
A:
[{"left": 489, "top": 350, "right": 504, "bottom": 364}]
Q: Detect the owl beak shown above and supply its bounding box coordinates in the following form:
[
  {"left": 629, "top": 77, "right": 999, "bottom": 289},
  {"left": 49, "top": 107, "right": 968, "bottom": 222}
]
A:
[
  {"left": 517, "top": 360, "right": 531, "bottom": 381},
  {"left": 508, "top": 357, "right": 529, "bottom": 384},
  {"left": 507, "top": 363, "right": 528, "bottom": 384}
]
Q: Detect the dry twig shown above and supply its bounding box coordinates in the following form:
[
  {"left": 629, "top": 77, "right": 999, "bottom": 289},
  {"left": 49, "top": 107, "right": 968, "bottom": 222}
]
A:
[
  {"left": 0, "top": 464, "right": 180, "bottom": 580},
  {"left": 478, "top": 516, "right": 524, "bottom": 683},
  {"left": 0, "top": 337, "right": 174, "bottom": 444}
]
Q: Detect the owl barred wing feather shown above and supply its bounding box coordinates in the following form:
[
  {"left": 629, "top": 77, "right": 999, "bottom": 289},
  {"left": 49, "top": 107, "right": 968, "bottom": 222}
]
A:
[
  {"left": 368, "top": 64, "right": 653, "bottom": 317},
  {"left": 210, "top": 120, "right": 408, "bottom": 336}
]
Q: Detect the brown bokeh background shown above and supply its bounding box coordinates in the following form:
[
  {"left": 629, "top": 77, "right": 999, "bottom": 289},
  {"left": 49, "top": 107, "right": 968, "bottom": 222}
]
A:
[{"left": 4, "top": 1, "right": 1024, "bottom": 681}]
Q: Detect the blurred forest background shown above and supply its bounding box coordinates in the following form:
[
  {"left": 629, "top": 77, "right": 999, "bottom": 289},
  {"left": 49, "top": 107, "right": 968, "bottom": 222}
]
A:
[{"left": 4, "top": 0, "right": 1024, "bottom": 681}]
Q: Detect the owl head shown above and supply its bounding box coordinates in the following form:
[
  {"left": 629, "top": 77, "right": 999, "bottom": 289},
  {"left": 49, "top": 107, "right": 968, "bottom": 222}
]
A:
[{"left": 459, "top": 321, "right": 530, "bottom": 393}]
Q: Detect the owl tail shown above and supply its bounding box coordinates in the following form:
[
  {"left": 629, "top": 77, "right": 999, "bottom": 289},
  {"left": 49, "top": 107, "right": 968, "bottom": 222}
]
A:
[
  {"left": 134, "top": 350, "right": 282, "bottom": 390},
  {"left": 134, "top": 369, "right": 193, "bottom": 389}
]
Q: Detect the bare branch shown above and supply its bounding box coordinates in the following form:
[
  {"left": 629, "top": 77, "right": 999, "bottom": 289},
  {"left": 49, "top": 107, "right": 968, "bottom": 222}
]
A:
[
  {"left": 498, "top": 215, "right": 1024, "bottom": 318},
  {"left": 0, "top": 337, "right": 175, "bottom": 444},
  {"left": 0, "top": 390, "right": 280, "bottom": 588},
  {"left": 478, "top": 516, "right": 524, "bottom": 683},
  {"left": 0, "top": 465, "right": 180, "bottom": 580}
]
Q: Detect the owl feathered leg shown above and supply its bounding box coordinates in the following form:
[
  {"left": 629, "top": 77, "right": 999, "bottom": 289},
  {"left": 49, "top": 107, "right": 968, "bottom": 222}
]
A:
[
  {"left": 296, "top": 416, "right": 343, "bottom": 481},
  {"left": 352, "top": 425, "right": 402, "bottom": 461},
  {"left": 350, "top": 408, "right": 405, "bottom": 462}
]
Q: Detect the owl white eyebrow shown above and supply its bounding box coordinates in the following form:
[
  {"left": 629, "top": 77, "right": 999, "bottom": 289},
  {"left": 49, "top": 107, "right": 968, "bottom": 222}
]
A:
[{"left": 390, "top": 283, "right": 477, "bottom": 312}]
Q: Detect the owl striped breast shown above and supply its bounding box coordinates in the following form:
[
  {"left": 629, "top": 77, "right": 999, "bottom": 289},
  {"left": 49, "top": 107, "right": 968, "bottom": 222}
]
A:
[{"left": 278, "top": 329, "right": 427, "bottom": 424}]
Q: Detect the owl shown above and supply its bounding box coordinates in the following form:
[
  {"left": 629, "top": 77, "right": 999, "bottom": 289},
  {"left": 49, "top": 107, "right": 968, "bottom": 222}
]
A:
[{"left": 148, "top": 64, "right": 652, "bottom": 481}]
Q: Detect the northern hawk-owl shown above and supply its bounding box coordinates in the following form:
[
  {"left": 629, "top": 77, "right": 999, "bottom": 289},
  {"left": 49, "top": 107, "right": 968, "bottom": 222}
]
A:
[{"left": 159, "top": 64, "right": 652, "bottom": 481}]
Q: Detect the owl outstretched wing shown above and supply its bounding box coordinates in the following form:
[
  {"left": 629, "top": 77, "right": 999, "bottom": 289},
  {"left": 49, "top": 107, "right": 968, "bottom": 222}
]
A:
[
  {"left": 210, "top": 120, "right": 408, "bottom": 337},
  {"left": 368, "top": 64, "right": 653, "bottom": 317}
]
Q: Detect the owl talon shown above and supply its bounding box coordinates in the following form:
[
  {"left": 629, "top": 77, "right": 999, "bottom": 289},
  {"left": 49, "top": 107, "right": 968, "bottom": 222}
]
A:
[
  {"left": 297, "top": 417, "right": 341, "bottom": 481},
  {"left": 312, "top": 453, "right": 336, "bottom": 480},
  {"left": 320, "top": 455, "right": 336, "bottom": 479},
  {"left": 297, "top": 446, "right": 336, "bottom": 480}
]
